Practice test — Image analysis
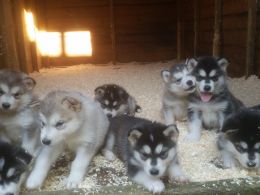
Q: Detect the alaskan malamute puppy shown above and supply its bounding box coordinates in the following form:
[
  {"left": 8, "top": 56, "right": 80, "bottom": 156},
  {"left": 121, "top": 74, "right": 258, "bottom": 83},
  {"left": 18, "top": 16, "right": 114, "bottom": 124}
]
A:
[
  {"left": 103, "top": 115, "right": 188, "bottom": 193},
  {"left": 94, "top": 84, "right": 141, "bottom": 118},
  {"left": 0, "top": 141, "right": 32, "bottom": 195},
  {"left": 185, "top": 56, "right": 243, "bottom": 141},
  {"left": 161, "top": 63, "right": 196, "bottom": 125},
  {"left": 26, "top": 90, "right": 109, "bottom": 189},
  {"left": 0, "top": 69, "right": 41, "bottom": 155},
  {"left": 217, "top": 108, "right": 260, "bottom": 170}
]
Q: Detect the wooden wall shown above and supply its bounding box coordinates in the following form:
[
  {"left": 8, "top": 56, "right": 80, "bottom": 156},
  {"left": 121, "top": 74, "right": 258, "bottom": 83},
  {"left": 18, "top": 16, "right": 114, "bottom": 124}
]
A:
[{"left": 0, "top": 0, "right": 259, "bottom": 77}]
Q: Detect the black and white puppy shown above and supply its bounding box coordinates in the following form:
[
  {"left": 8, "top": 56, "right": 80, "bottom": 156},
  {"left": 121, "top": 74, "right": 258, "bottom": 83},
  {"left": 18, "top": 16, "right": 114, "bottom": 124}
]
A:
[
  {"left": 161, "top": 63, "right": 195, "bottom": 125},
  {"left": 217, "top": 108, "right": 260, "bottom": 170},
  {"left": 103, "top": 115, "right": 188, "bottom": 193},
  {"left": 185, "top": 56, "right": 243, "bottom": 141},
  {"left": 94, "top": 84, "right": 141, "bottom": 118},
  {"left": 0, "top": 141, "right": 32, "bottom": 195}
]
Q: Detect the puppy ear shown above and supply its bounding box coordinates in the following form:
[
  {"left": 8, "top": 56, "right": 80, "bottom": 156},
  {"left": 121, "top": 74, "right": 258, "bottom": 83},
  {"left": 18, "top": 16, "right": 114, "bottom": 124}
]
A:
[
  {"left": 119, "top": 89, "right": 128, "bottom": 100},
  {"left": 163, "top": 125, "right": 179, "bottom": 142},
  {"left": 186, "top": 58, "right": 198, "bottom": 71},
  {"left": 161, "top": 70, "right": 171, "bottom": 83},
  {"left": 23, "top": 77, "right": 36, "bottom": 90},
  {"left": 94, "top": 87, "right": 105, "bottom": 99},
  {"left": 128, "top": 129, "right": 142, "bottom": 146},
  {"left": 217, "top": 58, "right": 229, "bottom": 72},
  {"left": 62, "top": 96, "right": 82, "bottom": 112},
  {"left": 14, "top": 148, "right": 32, "bottom": 166}
]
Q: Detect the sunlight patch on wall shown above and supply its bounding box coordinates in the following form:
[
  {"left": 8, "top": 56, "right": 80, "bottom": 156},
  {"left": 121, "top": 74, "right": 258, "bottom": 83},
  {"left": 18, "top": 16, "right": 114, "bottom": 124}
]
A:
[
  {"left": 64, "top": 31, "right": 92, "bottom": 57},
  {"left": 24, "top": 10, "right": 36, "bottom": 41},
  {"left": 36, "top": 31, "right": 62, "bottom": 57}
]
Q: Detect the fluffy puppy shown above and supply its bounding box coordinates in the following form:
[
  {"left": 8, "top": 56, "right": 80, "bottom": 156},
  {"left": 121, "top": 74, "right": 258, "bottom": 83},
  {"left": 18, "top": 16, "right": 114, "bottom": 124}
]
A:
[
  {"left": 94, "top": 84, "right": 141, "bottom": 118},
  {"left": 161, "top": 63, "right": 196, "bottom": 125},
  {"left": 0, "top": 141, "right": 32, "bottom": 195},
  {"left": 26, "top": 90, "right": 109, "bottom": 189},
  {"left": 103, "top": 115, "right": 188, "bottom": 193},
  {"left": 0, "top": 69, "right": 41, "bottom": 155},
  {"left": 217, "top": 108, "right": 260, "bottom": 170}
]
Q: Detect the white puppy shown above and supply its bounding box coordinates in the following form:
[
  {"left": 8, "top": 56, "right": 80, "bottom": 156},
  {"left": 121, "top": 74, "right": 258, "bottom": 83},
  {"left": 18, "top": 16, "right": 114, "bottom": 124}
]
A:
[{"left": 26, "top": 90, "right": 109, "bottom": 189}]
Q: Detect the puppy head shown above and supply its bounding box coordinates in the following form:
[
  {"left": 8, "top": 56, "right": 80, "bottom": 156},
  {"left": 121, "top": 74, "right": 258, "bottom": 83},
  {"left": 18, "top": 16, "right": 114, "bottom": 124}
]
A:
[
  {"left": 187, "top": 56, "right": 228, "bottom": 102},
  {"left": 221, "top": 109, "right": 260, "bottom": 169},
  {"left": 94, "top": 84, "right": 132, "bottom": 118},
  {"left": 0, "top": 69, "right": 36, "bottom": 113},
  {"left": 128, "top": 123, "right": 179, "bottom": 178},
  {"left": 0, "top": 141, "right": 32, "bottom": 195},
  {"left": 39, "top": 92, "right": 83, "bottom": 146},
  {"left": 161, "top": 64, "right": 195, "bottom": 96}
]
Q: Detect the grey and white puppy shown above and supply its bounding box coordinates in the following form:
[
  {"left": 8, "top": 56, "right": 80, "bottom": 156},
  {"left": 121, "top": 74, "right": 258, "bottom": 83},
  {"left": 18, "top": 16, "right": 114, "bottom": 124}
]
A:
[
  {"left": 217, "top": 108, "right": 260, "bottom": 170},
  {"left": 103, "top": 115, "right": 188, "bottom": 193},
  {"left": 0, "top": 69, "right": 41, "bottom": 156},
  {"left": 26, "top": 90, "right": 109, "bottom": 189},
  {"left": 161, "top": 63, "right": 196, "bottom": 125}
]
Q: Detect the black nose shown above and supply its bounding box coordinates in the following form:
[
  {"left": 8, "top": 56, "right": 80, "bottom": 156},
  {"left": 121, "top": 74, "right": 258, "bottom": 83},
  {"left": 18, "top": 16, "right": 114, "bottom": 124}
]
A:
[
  {"left": 186, "top": 80, "right": 193, "bottom": 86},
  {"left": 2, "top": 103, "right": 10, "bottom": 109},
  {"left": 150, "top": 168, "right": 159, "bottom": 176},
  {"left": 247, "top": 161, "right": 256, "bottom": 167},
  {"left": 42, "top": 138, "right": 51, "bottom": 145},
  {"left": 106, "top": 113, "right": 112, "bottom": 118},
  {"left": 204, "top": 85, "right": 211, "bottom": 92}
]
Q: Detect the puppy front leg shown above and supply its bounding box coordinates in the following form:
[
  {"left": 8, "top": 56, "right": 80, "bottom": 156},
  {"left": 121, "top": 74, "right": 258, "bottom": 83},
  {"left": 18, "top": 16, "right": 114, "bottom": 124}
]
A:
[
  {"left": 26, "top": 145, "right": 63, "bottom": 189},
  {"left": 163, "top": 107, "right": 175, "bottom": 125},
  {"left": 221, "top": 150, "right": 236, "bottom": 168},
  {"left": 168, "top": 158, "right": 189, "bottom": 183},
  {"left": 185, "top": 111, "right": 202, "bottom": 141},
  {"left": 103, "top": 133, "right": 116, "bottom": 161},
  {"left": 22, "top": 130, "right": 39, "bottom": 156},
  {"left": 66, "top": 146, "right": 96, "bottom": 189}
]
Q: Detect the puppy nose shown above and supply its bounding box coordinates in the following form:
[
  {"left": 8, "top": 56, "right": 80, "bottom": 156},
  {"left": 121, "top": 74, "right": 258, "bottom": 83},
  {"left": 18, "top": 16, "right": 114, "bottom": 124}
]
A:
[
  {"left": 150, "top": 168, "right": 159, "bottom": 176},
  {"left": 2, "top": 103, "right": 10, "bottom": 109},
  {"left": 247, "top": 161, "right": 256, "bottom": 167},
  {"left": 106, "top": 113, "right": 112, "bottom": 118},
  {"left": 204, "top": 85, "right": 211, "bottom": 92},
  {"left": 42, "top": 138, "right": 51, "bottom": 145},
  {"left": 186, "top": 80, "right": 193, "bottom": 86}
]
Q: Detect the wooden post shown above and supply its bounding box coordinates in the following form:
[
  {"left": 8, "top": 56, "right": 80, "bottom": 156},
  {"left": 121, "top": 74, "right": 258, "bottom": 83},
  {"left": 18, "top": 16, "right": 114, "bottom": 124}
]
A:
[
  {"left": 212, "top": 0, "right": 222, "bottom": 57},
  {"left": 110, "top": 0, "right": 116, "bottom": 64},
  {"left": 177, "top": 0, "right": 182, "bottom": 60},
  {"left": 245, "top": 0, "right": 257, "bottom": 78},
  {"left": 193, "top": 0, "right": 198, "bottom": 57}
]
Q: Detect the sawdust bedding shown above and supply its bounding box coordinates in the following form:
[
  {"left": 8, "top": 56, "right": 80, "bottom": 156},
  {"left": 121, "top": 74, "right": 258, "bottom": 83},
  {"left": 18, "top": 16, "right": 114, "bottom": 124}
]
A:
[{"left": 23, "top": 60, "right": 260, "bottom": 193}]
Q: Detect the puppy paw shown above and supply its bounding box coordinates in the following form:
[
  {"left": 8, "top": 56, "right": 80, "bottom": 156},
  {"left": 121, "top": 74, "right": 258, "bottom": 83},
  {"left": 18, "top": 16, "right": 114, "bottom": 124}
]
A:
[
  {"left": 184, "top": 133, "right": 200, "bottom": 141},
  {"left": 171, "top": 174, "right": 190, "bottom": 184},
  {"left": 146, "top": 180, "right": 165, "bottom": 193},
  {"left": 103, "top": 150, "right": 116, "bottom": 161},
  {"left": 66, "top": 177, "right": 82, "bottom": 189},
  {"left": 26, "top": 174, "right": 43, "bottom": 189}
]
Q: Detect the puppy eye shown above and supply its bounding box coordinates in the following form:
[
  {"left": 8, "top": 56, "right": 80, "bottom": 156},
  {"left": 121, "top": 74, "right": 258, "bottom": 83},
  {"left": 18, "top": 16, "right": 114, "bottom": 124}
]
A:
[
  {"left": 0, "top": 89, "right": 4, "bottom": 96},
  {"left": 140, "top": 152, "right": 149, "bottom": 161},
  {"left": 55, "top": 121, "right": 65, "bottom": 130},
  {"left": 160, "top": 151, "right": 168, "bottom": 159},
  {"left": 175, "top": 78, "right": 182, "bottom": 84},
  {"left": 13, "top": 93, "right": 21, "bottom": 99},
  {"left": 40, "top": 120, "right": 46, "bottom": 128},
  {"left": 211, "top": 76, "right": 218, "bottom": 82},
  {"left": 235, "top": 144, "right": 247, "bottom": 153}
]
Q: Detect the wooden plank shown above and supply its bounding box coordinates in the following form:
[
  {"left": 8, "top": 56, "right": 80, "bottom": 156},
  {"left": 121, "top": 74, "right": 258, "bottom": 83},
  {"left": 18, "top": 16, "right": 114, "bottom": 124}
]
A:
[
  {"left": 177, "top": 0, "right": 182, "bottom": 60},
  {"left": 194, "top": 0, "right": 198, "bottom": 56},
  {"left": 213, "top": 0, "right": 223, "bottom": 57},
  {"left": 245, "top": 0, "right": 257, "bottom": 77},
  {"left": 110, "top": 0, "right": 116, "bottom": 64}
]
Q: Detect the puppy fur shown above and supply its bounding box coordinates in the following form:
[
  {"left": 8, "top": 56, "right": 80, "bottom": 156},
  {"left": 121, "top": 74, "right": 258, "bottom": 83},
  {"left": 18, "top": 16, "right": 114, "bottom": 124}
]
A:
[
  {"left": 0, "top": 141, "right": 32, "bottom": 195},
  {"left": 103, "top": 115, "right": 188, "bottom": 193},
  {"left": 0, "top": 69, "right": 41, "bottom": 156},
  {"left": 161, "top": 63, "right": 196, "bottom": 125},
  {"left": 94, "top": 84, "right": 141, "bottom": 118},
  {"left": 217, "top": 108, "right": 260, "bottom": 170},
  {"left": 26, "top": 90, "right": 109, "bottom": 189}
]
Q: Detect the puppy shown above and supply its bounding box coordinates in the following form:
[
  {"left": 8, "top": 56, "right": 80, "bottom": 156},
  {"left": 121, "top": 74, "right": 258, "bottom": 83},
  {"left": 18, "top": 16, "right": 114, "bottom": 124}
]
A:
[
  {"left": 0, "top": 69, "right": 41, "bottom": 155},
  {"left": 161, "top": 63, "right": 196, "bottom": 125},
  {"left": 94, "top": 84, "right": 141, "bottom": 118},
  {"left": 0, "top": 141, "right": 32, "bottom": 195},
  {"left": 217, "top": 108, "right": 260, "bottom": 170},
  {"left": 26, "top": 90, "right": 109, "bottom": 189},
  {"left": 185, "top": 56, "right": 244, "bottom": 141},
  {"left": 103, "top": 115, "right": 188, "bottom": 193}
]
